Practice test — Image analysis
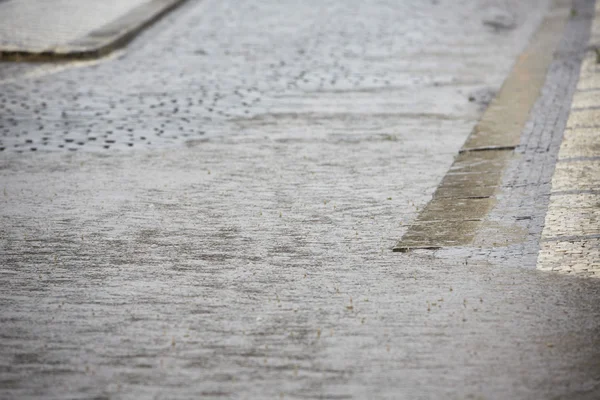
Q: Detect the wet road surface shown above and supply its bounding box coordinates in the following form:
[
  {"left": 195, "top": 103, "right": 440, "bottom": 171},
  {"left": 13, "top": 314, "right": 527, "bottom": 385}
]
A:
[
  {"left": 0, "top": 0, "right": 149, "bottom": 51},
  {"left": 1, "top": 0, "right": 600, "bottom": 398}
]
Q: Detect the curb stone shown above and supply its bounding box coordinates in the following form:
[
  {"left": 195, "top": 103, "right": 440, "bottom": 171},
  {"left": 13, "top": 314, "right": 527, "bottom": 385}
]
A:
[
  {"left": 536, "top": 0, "right": 600, "bottom": 277},
  {"left": 0, "top": 0, "right": 187, "bottom": 61}
]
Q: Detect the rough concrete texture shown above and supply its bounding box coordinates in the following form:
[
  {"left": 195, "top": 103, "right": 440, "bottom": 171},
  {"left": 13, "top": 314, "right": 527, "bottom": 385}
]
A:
[{"left": 1, "top": 0, "right": 600, "bottom": 399}]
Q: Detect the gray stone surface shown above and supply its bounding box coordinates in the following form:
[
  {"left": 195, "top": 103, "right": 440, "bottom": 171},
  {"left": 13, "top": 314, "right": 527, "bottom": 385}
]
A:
[
  {"left": 537, "top": 10, "right": 600, "bottom": 277},
  {"left": 1, "top": 0, "right": 547, "bottom": 153},
  {"left": 0, "top": 0, "right": 150, "bottom": 51},
  {"left": 464, "top": 0, "right": 597, "bottom": 269},
  {"left": 395, "top": 0, "right": 570, "bottom": 251},
  {"left": 1, "top": 0, "right": 600, "bottom": 399}
]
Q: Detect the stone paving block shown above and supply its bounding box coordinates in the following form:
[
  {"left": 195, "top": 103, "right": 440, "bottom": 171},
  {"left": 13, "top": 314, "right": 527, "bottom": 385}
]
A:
[
  {"left": 438, "top": 169, "right": 504, "bottom": 188},
  {"left": 558, "top": 127, "right": 600, "bottom": 159},
  {"left": 395, "top": 220, "right": 481, "bottom": 250},
  {"left": 571, "top": 89, "right": 600, "bottom": 109},
  {"left": 434, "top": 185, "right": 498, "bottom": 199},
  {"left": 575, "top": 54, "right": 600, "bottom": 90},
  {"left": 542, "top": 193, "right": 600, "bottom": 238},
  {"left": 0, "top": 0, "right": 149, "bottom": 51},
  {"left": 551, "top": 159, "right": 600, "bottom": 191},
  {"left": 396, "top": 2, "right": 571, "bottom": 251},
  {"left": 538, "top": 238, "right": 600, "bottom": 277},
  {"left": 0, "top": 0, "right": 187, "bottom": 59},
  {"left": 416, "top": 197, "right": 494, "bottom": 222},
  {"left": 450, "top": 149, "right": 514, "bottom": 173},
  {"left": 461, "top": 6, "right": 568, "bottom": 151},
  {"left": 537, "top": 15, "right": 600, "bottom": 277},
  {"left": 589, "top": 1, "right": 600, "bottom": 47},
  {"left": 566, "top": 108, "right": 600, "bottom": 128}
]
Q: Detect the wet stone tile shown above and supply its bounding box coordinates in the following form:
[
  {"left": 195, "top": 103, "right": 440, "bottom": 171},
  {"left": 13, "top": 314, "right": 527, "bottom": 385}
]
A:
[
  {"left": 566, "top": 108, "right": 600, "bottom": 129},
  {"left": 394, "top": 220, "right": 481, "bottom": 250},
  {"left": 575, "top": 53, "right": 600, "bottom": 90},
  {"left": 0, "top": 0, "right": 150, "bottom": 51},
  {"left": 551, "top": 160, "right": 600, "bottom": 192},
  {"left": 571, "top": 90, "right": 600, "bottom": 110},
  {"left": 538, "top": 239, "right": 600, "bottom": 277},
  {"left": 559, "top": 128, "right": 600, "bottom": 159},
  {"left": 542, "top": 193, "right": 600, "bottom": 238}
]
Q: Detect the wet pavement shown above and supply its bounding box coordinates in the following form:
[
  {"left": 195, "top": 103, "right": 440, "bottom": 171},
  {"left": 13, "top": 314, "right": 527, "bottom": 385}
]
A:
[
  {"left": 0, "top": 0, "right": 188, "bottom": 61},
  {"left": 395, "top": 0, "right": 571, "bottom": 251},
  {"left": 537, "top": 9, "right": 600, "bottom": 277},
  {"left": 0, "top": 0, "right": 150, "bottom": 51},
  {"left": 1, "top": 0, "right": 600, "bottom": 399}
]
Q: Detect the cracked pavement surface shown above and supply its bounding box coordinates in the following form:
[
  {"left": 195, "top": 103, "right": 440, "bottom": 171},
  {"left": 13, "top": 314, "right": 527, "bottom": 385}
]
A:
[{"left": 1, "top": 0, "right": 600, "bottom": 398}]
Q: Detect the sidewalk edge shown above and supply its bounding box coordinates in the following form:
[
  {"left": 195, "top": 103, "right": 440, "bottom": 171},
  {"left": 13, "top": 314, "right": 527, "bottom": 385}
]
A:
[{"left": 0, "top": 0, "right": 187, "bottom": 62}]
